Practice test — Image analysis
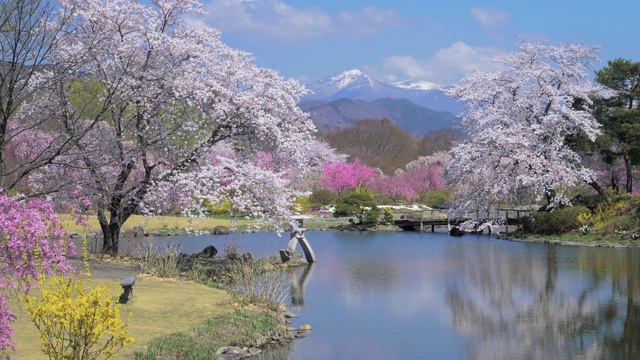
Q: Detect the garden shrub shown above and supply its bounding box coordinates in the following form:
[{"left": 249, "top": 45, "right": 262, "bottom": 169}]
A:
[
  {"left": 569, "top": 184, "right": 617, "bottom": 209},
  {"left": 373, "top": 193, "right": 394, "bottom": 206},
  {"left": 381, "top": 208, "right": 394, "bottom": 225},
  {"left": 617, "top": 193, "right": 640, "bottom": 215},
  {"left": 522, "top": 205, "right": 589, "bottom": 235},
  {"left": 24, "top": 274, "right": 134, "bottom": 360},
  {"left": 334, "top": 192, "right": 380, "bottom": 224},
  {"left": 23, "top": 240, "right": 133, "bottom": 359},
  {"left": 204, "top": 199, "right": 234, "bottom": 215},
  {"left": 292, "top": 196, "right": 312, "bottom": 214},
  {"left": 309, "top": 189, "right": 338, "bottom": 208},
  {"left": 576, "top": 193, "right": 640, "bottom": 236},
  {"left": 601, "top": 215, "right": 637, "bottom": 236},
  {"left": 364, "top": 206, "right": 382, "bottom": 224},
  {"left": 420, "top": 189, "right": 450, "bottom": 209},
  {"left": 578, "top": 201, "right": 626, "bottom": 231}
]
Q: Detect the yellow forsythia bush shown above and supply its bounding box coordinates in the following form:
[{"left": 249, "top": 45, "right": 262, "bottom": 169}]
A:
[
  {"left": 23, "top": 274, "right": 133, "bottom": 360},
  {"left": 578, "top": 201, "right": 626, "bottom": 231},
  {"left": 292, "top": 196, "right": 312, "bottom": 214},
  {"left": 23, "top": 239, "right": 133, "bottom": 360}
]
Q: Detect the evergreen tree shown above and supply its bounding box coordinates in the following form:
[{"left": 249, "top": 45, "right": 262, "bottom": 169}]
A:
[{"left": 595, "top": 58, "right": 640, "bottom": 193}]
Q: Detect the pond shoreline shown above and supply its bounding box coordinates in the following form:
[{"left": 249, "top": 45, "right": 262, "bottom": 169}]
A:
[{"left": 493, "top": 232, "right": 640, "bottom": 248}]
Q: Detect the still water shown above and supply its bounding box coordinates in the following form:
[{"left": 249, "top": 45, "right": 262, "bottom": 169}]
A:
[{"left": 162, "top": 231, "right": 640, "bottom": 360}]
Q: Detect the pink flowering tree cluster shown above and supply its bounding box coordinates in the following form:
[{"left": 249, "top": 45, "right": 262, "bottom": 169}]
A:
[
  {"left": 17, "top": 0, "right": 318, "bottom": 255},
  {"left": 320, "top": 155, "right": 446, "bottom": 204},
  {"left": 321, "top": 159, "right": 377, "bottom": 195},
  {"left": 372, "top": 170, "right": 419, "bottom": 204},
  {"left": 0, "top": 192, "right": 75, "bottom": 354},
  {"left": 372, "top": 158, "right": 447, "bottom": 204},
  {"left": 444, "top": 41, "right": 612, "bottom": 214},
  {"left": 266, "top": 141, "right": 348, "bottom": 192}
]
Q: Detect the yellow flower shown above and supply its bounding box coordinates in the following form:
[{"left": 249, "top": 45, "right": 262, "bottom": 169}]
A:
[{"left": 22, "top": 237, "right": 133, "bottom": 359}]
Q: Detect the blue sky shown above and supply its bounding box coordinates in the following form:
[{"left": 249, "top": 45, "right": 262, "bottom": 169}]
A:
[{"left": 188, "top": 1, "right": 640, "bottom": 85}]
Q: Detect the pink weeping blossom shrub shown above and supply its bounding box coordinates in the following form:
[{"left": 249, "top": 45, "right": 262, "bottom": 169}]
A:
[{"left": 0, "top": 192, "right": 76, "bottom": 353}]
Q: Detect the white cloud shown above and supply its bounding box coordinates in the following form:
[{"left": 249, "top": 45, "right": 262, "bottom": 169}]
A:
[
  {"left": 192, "top": 0, "right": 403, "bottom": 42},
  {"left": 469, "top": 7, "right": 509, "bottom": 29},
  {"left": 337, "top": 7, "right": 403, "bottom": 36},
  {"left": 194, "top": 0, "right": 331, "bottom": 42},
  {"left": 381, "top": 42, "right": 504, "bottom": 85}
]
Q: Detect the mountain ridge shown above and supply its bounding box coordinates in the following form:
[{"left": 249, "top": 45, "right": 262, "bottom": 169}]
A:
[
  {"left": 299, "top": 97, "right": 459, "bottom": 136},
  {"left": 303, "top": 69, "right": 461, "bottom": 114},
  {"left": 300, "top": 69, "right": 461, "bottom": 135}
]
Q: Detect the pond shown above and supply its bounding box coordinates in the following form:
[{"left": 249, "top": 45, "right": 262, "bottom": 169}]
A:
[{"left": 162, "top": 230, "right": 639, "bottom": 360}]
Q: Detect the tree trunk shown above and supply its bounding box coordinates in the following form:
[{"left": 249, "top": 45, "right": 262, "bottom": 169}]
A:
[
  {"left": 623, "top": 151, "right": 633, "bottom": 193},
  {"left": 586, "top": 180, "right": 606, "bottom": 198},
  {"left": 97, "top": 209, "right": 124, "bottom": 256},
  {"left": 101, "top": 223, "right": 122, "bottom": 256}
]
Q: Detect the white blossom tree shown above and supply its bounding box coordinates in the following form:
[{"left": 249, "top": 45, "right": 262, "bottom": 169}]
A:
[
  {"left": 0, "top": 0, "right": 93, "bottom": 192},
  {"left": 444, "top": 42, "right": 611, "bottom": 214},
  {"left": 21, "top": 0, "right": 317, "bottom": 255}
]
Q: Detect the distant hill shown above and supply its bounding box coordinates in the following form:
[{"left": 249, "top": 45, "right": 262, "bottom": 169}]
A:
[
  {"left": 299, "top": 97, "right": 460, "bottom": 136},
  {"left": 303, "top": 69, "right": 462, "bottom": 114}
]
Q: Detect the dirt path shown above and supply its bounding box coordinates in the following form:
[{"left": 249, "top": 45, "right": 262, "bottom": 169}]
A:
[{"left": 67, "top": 257, "right": 141, "bottom": 280}]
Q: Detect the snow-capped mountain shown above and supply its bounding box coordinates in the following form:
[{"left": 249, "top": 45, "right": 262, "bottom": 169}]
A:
[
  {"left": 303, "top": 69, "right": 460, "bottom": 113},
  {"left": 304, "top": 69, "right": 408, "bottom": 101}
]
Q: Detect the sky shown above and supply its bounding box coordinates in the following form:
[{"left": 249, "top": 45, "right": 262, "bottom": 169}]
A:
[{"left": 188, "top": 1, "right": 640, "bottom": 86}]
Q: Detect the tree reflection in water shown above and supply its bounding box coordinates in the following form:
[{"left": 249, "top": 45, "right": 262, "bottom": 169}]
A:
[{"left": 445, "top": 242, "right": 640, "bottom": 359}]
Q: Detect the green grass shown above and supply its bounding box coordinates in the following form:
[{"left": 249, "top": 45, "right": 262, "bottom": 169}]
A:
[
  {"left": 134, "top": 308, "right": 283, "bottom": 360},
  {"left": 10, "top": 276, "right": 234, "bottom": 359},
  {"left": 60, "top": 214, "right": 252, "bottom": 234}
]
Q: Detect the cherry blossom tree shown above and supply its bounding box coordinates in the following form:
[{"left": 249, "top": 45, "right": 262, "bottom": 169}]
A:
[
  {"left": 321, "top": 159, "right": 377, "bottom": 195},
  {"left": 444, "top": 42, "right": 611, "bottom": 213},
  {"left": 0, "top": 0, "right": 90, "bottom": 193},
  {"left": 23, "top": 0, "right": 317, "bottom": 255}
]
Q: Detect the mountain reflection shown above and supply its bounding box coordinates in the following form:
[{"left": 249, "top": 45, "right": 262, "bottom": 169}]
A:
[{"left": 445, "top": 242, "right": 640, "bottom": 359}]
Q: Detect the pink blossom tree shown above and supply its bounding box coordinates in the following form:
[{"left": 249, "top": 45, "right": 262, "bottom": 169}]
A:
[
  {"left": 373, "top": 165, "right": 446, "bottom": 204},
  {"left": 22, "top": 0, "right": 317, "bottom": 255},
  {"left": 444, "top": 41, "right": 612, "bottom": 213},
  {"left": 0, "top": 192, "right": 75, "bottom": 354},
  {"left": 405, "top": 166, "right": 445, "bottom": 195},
  {"left": 287, "top": 141, "right": 348, "bottom": 192},
  {"left": 372, "top": 170, "right": 418, "bottom": 204},
  {"left": 321, "top": 159, "right": 377, "bottom": 195}
]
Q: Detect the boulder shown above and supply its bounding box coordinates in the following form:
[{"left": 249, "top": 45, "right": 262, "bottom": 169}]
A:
[
  {"left": 132, "top": 225, "right": 145, "bottom": 237},
  {"left": 241, "top": 252, "right": 254, "bottom": 261},
  {"left": 195, "top": 245, "right": 218, "bottom": 258},
  {"left": 449, "top": 226, "right": 465, "bottom": 236},
  {"left": 213, "top": 225, "right": 231, "bottom": 235}
]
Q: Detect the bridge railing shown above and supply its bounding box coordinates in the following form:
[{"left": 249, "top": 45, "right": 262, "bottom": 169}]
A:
[
  {"left": 391, "top": 208, "right": 533, "bottom": 219},
  {"left": 390, "top": 207, "right": 535, "bottom": 232}
]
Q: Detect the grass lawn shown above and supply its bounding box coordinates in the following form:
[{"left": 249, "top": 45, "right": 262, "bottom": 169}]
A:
[
  {"left": 60, "top": 214, "right": 251, "bottom": 235},
  {"left": 9, "top": 276, "right": 234, "bottom": 359}
]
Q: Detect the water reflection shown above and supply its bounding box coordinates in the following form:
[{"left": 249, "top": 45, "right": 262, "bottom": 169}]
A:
[
  {"left": 445, "top": 242, "right": 640, "bottom": 359},
  {"left": 290, "top": 264, "right": 314, "bottom": 306},
  {"left": 81, "top": 231, "right": 640, "bottom": 359}
]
